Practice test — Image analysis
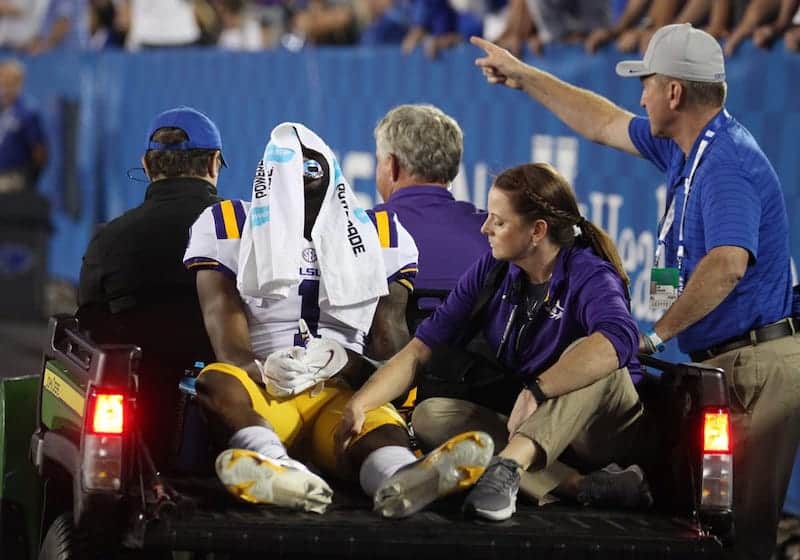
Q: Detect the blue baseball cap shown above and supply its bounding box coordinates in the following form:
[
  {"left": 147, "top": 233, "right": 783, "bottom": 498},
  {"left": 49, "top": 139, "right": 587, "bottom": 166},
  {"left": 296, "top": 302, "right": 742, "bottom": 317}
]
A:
[{"left": 144, "top": 106, "right": 226, "bottom": 166}]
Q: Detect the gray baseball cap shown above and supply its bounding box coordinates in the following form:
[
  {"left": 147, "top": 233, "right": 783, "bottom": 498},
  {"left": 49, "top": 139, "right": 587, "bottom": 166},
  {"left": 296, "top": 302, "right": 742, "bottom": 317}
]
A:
[{"left": 615, "top": 23, "right": 725, "bottom": 83}]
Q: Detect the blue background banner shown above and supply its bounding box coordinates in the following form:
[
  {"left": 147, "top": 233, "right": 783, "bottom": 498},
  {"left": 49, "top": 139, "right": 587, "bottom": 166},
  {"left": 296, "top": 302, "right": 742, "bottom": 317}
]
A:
[
  {"left": 19, "top": 43, "right": 800, "bottom": 361},
  {"left": 11, "top": 42, "right": 800, "bottom": 515}
]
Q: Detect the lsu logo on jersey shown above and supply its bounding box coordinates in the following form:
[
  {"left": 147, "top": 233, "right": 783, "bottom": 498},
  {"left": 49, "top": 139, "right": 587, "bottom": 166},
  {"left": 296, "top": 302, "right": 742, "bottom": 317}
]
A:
[{"left": 299, "top": 245, "right": 321, "bottom": 278}]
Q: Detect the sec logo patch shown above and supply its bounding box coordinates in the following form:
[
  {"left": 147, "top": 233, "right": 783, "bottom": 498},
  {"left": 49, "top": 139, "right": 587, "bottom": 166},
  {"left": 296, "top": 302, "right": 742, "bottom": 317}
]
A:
[{"left": 302, "top": 248, "right": 318, "bottom": 263}]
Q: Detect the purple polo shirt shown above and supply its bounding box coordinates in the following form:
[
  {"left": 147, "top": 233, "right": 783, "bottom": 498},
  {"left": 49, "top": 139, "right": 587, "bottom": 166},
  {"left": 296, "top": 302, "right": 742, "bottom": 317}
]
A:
[
  {"left": 415, "top": 244, "right": 641, "bottom": 380},
  {"left": 373, "top": 186, "right": 488, "bottom": 291}
]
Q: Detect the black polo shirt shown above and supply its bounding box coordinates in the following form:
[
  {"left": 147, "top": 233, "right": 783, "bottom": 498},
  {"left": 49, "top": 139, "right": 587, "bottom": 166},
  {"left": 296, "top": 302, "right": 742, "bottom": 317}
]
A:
[{"left": 79, "top": 177, "right": 220, "bottom": 311}]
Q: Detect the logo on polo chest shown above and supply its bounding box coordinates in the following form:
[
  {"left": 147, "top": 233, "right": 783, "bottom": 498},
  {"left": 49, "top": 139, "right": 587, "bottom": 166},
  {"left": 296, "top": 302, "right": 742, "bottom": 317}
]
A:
[{"left": 546, "top": 299, "right": 564, "bottom": 321}]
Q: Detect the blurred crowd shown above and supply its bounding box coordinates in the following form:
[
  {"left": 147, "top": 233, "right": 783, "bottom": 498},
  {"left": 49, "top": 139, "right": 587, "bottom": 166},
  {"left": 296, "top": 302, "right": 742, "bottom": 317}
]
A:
[{"left": 0, "top": 0, "right": 798, "bottom": 58}]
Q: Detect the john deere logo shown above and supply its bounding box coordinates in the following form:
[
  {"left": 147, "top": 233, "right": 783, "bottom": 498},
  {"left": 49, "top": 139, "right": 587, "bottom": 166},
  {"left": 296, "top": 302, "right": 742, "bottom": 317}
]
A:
[{"left": 0, "top": 243, "right": 34, "bottom": 276}]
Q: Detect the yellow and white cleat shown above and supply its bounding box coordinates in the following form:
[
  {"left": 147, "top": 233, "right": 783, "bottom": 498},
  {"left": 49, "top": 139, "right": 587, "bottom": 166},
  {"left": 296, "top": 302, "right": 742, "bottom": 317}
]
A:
[
  {"left": 374, "top": 431, "right": 494, "bottom": 518},
  {"left": 215, "top": 449, "right": 333, "bottom": 514}
]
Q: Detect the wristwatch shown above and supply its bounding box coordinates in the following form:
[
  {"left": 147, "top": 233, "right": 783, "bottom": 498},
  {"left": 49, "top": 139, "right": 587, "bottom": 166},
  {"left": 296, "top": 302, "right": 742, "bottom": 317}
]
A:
[{"left": 526, "top": 378, "right": 549, "bottom": 405}]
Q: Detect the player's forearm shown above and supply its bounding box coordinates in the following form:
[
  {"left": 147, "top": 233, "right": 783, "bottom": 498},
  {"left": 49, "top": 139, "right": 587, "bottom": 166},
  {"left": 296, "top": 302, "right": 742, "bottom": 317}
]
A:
[
  {"left": 196, "top": 271, "right": 258, "bottom": 368},
  {"left": 366, "top": 320, "right": 409, "bottom": 360},
  {"left": 206, "top": 313, "right": 256, "bottom": 367},
  {"left": 367, "top": 283, "right": 411, "bottom": 360}
]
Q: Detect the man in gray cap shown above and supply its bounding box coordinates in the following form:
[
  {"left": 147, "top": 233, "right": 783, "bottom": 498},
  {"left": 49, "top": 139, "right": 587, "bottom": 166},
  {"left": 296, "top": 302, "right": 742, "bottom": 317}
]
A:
[{"left": 472, "top": 23, "right": 800, "bottom": 560}]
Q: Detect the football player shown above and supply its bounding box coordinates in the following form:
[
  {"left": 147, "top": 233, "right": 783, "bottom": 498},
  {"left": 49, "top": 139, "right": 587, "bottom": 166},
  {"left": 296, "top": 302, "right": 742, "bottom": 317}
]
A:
[{"left": 183, "top": 123, "right": 493, "bottom": 515}]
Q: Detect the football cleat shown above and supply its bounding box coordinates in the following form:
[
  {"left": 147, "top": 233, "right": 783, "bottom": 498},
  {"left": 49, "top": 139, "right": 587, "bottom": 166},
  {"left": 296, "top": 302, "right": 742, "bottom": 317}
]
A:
[
  {"left": 215, "top": 449, "right": 333, "bottom": 513},
  {"left": 374, "top": 431, "right": 494, "bottom": 518}
]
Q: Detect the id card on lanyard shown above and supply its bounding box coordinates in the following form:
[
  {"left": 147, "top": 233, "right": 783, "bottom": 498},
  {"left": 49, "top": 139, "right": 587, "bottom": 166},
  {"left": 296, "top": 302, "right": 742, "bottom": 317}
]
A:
[{"left": 649, "top": 111, "right": 728, "bottom": 310}]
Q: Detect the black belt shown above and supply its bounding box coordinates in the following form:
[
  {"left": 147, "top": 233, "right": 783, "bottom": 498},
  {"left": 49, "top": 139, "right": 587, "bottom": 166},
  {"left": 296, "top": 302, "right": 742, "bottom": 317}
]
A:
[{"left": 689, "top": 317, "right": 798, "bottom": 362}]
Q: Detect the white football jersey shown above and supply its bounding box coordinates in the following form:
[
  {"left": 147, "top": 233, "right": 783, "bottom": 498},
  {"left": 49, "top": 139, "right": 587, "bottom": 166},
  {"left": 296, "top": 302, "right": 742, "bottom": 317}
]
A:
[{"left": 184, "top": 199, "right": 418, "bottom": 356}]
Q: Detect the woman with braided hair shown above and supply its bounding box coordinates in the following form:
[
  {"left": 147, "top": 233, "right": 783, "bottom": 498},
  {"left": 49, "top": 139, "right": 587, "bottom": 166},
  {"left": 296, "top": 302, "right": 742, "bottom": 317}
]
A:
[{"left": 336, "top": 162, "right": 653, "bottom": 520}]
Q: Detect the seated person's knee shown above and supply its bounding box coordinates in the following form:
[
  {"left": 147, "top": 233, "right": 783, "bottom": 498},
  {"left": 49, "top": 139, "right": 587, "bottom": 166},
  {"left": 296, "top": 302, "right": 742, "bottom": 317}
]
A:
[{"left": 195, "top": 369, "right": 252, "bottom": 413}]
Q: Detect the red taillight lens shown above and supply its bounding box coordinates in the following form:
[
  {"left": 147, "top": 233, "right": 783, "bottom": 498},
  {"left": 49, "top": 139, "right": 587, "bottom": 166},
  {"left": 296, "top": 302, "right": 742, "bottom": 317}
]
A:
[
  {"left": 87, "top": 391, "right": 125, "bottom": 435},
  {"left": 703, "top": 409, "right": 731, "bottom": 453}
]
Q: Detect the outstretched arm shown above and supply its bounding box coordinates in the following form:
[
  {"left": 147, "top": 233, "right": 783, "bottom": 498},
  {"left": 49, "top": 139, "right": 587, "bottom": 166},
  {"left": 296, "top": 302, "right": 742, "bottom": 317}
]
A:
[{"left": 471, "top": 36, "right": 640, "bottom": 156}]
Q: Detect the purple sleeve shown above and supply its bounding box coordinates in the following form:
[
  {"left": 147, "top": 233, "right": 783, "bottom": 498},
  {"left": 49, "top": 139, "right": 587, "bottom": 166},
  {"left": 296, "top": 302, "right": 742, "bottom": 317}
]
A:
[
  {"left": 628, "top": 116, "right": 673, "bottom": 173},
  {"left": 574, "top": 266, "right": 639, "bottom": 368},
  {"left": 414, "top": 252, "right": 495, "bottom": 348}
]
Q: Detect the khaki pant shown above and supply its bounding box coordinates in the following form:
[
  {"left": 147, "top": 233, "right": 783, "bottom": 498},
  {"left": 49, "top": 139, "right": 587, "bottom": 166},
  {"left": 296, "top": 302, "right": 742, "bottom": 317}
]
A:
[
  {"left": 411, "top": 367, "right": 645, "bottom": 503},
  {"left": 702, "top": 335, "right": 800, "bottom": 560}
]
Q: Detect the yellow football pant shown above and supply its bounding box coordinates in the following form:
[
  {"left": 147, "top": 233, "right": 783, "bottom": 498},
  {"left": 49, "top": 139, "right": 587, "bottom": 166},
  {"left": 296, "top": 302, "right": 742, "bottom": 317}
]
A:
[{"left": 198, "top": 362, "right": 407, "bottom": 475}]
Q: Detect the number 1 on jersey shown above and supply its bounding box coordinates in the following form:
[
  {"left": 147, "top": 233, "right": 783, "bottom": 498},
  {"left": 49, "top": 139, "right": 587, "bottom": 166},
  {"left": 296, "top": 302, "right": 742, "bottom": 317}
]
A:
[{"left": 294, "top": 279, "right": 321, "bottom": 346}]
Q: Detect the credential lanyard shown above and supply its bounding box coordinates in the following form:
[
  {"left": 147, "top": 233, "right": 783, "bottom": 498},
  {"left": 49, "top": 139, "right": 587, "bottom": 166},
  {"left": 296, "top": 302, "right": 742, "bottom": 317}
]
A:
[{"left": 653, "top": 112, "right": 728, "bottom": 293}]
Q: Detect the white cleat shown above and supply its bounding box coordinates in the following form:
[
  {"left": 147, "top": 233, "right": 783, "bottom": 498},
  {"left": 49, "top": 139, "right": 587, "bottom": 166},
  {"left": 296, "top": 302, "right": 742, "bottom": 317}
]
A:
[
  {"left": 215, "top": 449, "right": 333, "bottom": 514},
  {"left": 374, "top": 431, "right": 494, "bottom": 519}
]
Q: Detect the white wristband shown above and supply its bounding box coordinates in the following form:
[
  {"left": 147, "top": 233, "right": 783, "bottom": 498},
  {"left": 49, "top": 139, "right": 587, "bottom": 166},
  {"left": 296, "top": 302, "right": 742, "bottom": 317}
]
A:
[
  {"left": 646, "top": 331, "right": 665, "bottom": 352},
  {"left": 648, "top": 331, "right": 664, "bottom": 347}
]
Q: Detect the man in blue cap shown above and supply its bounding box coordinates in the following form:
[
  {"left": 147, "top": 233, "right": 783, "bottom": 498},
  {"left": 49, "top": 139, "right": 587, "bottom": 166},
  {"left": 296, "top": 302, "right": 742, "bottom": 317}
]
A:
[
  {"left": 472, "top": 23, "right": 800, "bottom": 560},
  {"left": 78, "top": 105, "right": 224, "bottom": 467}
]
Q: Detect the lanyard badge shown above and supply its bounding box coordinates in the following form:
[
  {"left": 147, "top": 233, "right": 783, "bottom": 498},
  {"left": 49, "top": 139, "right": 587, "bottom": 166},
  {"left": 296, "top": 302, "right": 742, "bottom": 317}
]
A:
[
  {"left": 649, "top": 119, "right": 722, "bottom": 311},
  {"left": 650, "top": 188, "right": 679, "bottom": 309},
  {"left": 649, "top": 267, "right": 680, "bottom": 310}
]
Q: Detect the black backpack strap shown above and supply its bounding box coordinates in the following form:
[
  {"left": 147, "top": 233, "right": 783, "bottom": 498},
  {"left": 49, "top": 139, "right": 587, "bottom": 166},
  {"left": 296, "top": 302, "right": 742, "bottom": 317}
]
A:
[{"left": 456, "top": 261, "right": 510, "bottom": 345}]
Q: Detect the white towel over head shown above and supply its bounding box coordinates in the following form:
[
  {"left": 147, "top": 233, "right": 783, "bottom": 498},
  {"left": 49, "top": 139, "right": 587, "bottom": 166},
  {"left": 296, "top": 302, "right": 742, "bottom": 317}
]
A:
[{"left": 237, "top": 122, "right": 388, "bottom": 333}]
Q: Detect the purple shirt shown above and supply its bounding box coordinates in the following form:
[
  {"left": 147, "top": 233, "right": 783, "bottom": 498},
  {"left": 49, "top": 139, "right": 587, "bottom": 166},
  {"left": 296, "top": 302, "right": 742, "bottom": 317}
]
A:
[
  {"left": 415, "top": 244, "right": 641, "bottom": 380},
  {"left": 373, "top": 186, "right": 488, "bottom": 291}
]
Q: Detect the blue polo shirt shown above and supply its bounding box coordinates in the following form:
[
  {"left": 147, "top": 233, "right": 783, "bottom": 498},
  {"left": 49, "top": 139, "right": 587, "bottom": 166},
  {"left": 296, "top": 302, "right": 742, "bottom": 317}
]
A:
[
  {"left": 0, "top": 97, "right": 45, "bottom": 172},
  {"left": 373, "top": 185, "right": 488, "bottom": 291},
  {"left": 415, "top": 245, "right": 640, "bottom": 380},
  {"left": 629, "top": 109, "right": 792, "bottom": 353}
]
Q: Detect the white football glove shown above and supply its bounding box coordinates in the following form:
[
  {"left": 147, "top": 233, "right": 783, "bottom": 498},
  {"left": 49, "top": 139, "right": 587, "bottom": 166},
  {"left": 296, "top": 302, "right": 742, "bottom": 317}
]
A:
[{"left": 261, "top": 319, "right": 349, "bottom": 398}]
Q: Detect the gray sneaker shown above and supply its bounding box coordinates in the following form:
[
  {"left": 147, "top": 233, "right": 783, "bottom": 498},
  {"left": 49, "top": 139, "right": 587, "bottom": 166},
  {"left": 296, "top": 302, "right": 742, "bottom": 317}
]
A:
[
  {"left": 463, "top": 456, "right": 521, "bottom": 521},
  {"left": 374, "top": 431, "right": 494, "bottom": 518},
  {"left": 576, "top": 463, "right": 654, "bottom": 509}
]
